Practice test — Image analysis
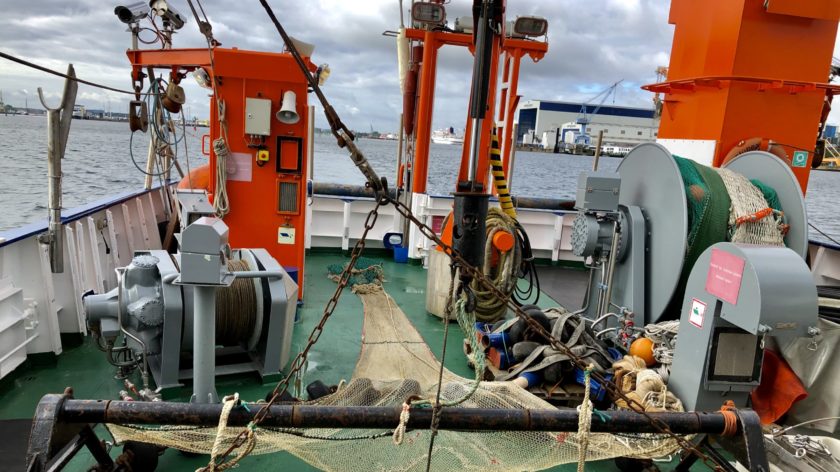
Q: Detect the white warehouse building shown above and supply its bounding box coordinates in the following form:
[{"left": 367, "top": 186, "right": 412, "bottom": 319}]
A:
[{"left": 516, "top": 100, "right": 660, "bottom": 149}]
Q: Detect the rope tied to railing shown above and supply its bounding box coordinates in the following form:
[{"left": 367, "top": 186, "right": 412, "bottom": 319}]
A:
[
  {"left": 199, "top": 393, "right": 256, "bottom": 472},
  {"left": 720, "top": 400, "right": 739, "bottom": 437}
]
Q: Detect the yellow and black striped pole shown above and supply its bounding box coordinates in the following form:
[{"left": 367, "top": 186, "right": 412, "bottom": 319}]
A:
[{"left": 489, "top": 128, "right": 517, "bottom": 219}]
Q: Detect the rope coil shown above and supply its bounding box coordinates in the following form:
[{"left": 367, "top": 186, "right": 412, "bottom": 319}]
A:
[{"left": 471, "top": 208, "right": 521, "bottom": 322}]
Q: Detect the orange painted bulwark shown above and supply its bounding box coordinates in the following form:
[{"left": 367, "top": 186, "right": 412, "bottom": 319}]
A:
[
  {"left": 130, "top": 47, "right": 312, "bottom": 298},
  {"left": 650, "top": 0, "right": 840, "bottom": 192}
]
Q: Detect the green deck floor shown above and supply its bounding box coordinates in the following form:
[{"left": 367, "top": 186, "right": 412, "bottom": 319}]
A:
[{"left": 4, "top": 251, "right": 706, "bottom": 471}]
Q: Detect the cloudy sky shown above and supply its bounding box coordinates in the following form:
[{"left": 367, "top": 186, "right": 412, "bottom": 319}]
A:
[{"left": 1, "top": 0, "right": 839, "bottom": 132}]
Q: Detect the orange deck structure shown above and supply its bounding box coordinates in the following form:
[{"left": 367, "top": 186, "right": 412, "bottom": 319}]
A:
[
  {"left": 128, "top": 48, "right": 312, "bottom": 297},
  {"left": 404, "top": 27, "right": 547, "bottom": 194},
  {"left": 645, "top": 0, "right": 840, "bottom": 192}
]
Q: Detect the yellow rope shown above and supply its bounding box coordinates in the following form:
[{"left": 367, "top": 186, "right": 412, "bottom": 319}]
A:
[{"left": 392, "top": 400, "right": 411, "bottom": 445}]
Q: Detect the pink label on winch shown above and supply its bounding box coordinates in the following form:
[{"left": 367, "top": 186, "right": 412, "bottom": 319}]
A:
[{"left": 705, "top": 248, "right": 745, "bottom": 305}]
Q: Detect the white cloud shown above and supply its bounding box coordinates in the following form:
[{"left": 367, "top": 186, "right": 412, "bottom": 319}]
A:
[{"left": 1, "top": 0, "right": 839, "bottom": 132}]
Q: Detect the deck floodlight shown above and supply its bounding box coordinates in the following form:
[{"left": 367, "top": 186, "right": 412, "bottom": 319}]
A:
[
  {"left": 193, "top": 68, "right": 212, "bottom": 90},
  {"left": 149, "top": 0, "right": 187, "bottom": 30},
  {"left": 115, "top": 2, "right": 150, "bottom": 24},
  {"left": 513, "top": 16, "right": 548, "bottom": 37},
  {"left": 412, "top": 3, "right": 446, "bottom": 26}
]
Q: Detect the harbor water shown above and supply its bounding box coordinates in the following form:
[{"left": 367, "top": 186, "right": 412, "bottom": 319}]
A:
[{"left": 1, "top": 115, "right": 839, "bottom": 245}]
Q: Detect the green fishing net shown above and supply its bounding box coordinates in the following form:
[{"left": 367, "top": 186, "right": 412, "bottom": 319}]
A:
[
  {"left": 750, "top": 179, "right": 782, "bottom": 212},
  {"left": 327, "top": 257, "right": 385, "bottom": 289},
  {"left": 672, "top": 155, "right": 731, "bottom": 271}
]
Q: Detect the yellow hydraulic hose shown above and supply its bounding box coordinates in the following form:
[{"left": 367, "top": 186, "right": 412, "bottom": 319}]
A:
[{"left": 489, "top": 128, "right": 516, "bottom": 218}]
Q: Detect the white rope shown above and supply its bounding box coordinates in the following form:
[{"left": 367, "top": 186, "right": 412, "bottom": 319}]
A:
[
  {"left": 715, "top": 167, "right": 784, "bottom": 246},
  {"left": 576, "top": 365, "right": 594, "bottom": 472},
  {"left": 392, "top": 401, "right": 411, "bottom": 445},
  {"left": 212, "top": 100, "right": 231, "bottom": 217},
  {"left": 202, "top": 393, "right": 237, "bottom": 471},
  {"left": 199, "top": 392, "right": 257, "bottom": 472},
  {"left": 643, "top": 320, "right": 680, "bottom": 382}
]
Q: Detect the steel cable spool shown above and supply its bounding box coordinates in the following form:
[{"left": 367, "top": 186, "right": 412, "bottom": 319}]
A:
[{"left": 215, "top": 258, "right": 258, "bottom": 347}]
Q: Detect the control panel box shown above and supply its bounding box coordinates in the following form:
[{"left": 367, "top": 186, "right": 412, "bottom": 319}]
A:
[
  {"left": 575, "top": 171, "right": 621, "bottom": 212},
  {"left": 244, "top": 97, "right": 272, "bottom": 136}
]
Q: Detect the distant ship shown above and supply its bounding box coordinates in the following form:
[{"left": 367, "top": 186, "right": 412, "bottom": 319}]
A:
[{"left": 431, "top": 126, "right": 464, "bottom": 145}]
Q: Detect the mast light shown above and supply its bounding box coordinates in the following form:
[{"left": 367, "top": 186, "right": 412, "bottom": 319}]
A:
[{"left": 412, "top": 3, "right": 446, "bottom": 26}]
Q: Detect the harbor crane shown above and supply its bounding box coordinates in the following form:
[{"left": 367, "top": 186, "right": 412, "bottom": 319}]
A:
[{"left": 574, "top": 79, "right": 623, "bottom": 146}]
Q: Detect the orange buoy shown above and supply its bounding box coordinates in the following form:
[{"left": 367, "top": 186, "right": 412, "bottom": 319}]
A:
[
  {"left": 177, "top": 163, "right": 211, "bottom": 191},
  {"left": 629, "top": 337, "right": 656, "bottom": 367}
]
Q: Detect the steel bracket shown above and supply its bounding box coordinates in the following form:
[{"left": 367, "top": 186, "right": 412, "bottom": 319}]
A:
[{"left": 25, "top": 389, "right": 114, "bottom": 472}]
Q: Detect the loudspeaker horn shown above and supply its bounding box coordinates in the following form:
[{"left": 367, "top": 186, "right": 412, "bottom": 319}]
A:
[{"left": 276, "top": 90, "right": 300, "bottom": 124}]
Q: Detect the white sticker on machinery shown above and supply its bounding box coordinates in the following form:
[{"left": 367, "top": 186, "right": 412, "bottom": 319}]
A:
[
  {"left": 689, "top": 298, "right": 706, "bottom": 329},
  {"left": 278, "top": 227, "right": 296, "bottom": 245}
]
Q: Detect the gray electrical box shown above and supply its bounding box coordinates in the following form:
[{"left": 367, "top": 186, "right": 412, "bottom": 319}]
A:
[
  {"left": 176, "top": 190, "right": 215, "bottom": 234},
  {"left": 575, "top": 172, "right": 621, "bottom": 212},
  {"left": 245, "top": 97, "right": 272, "bottom": 136},
  {"left": 179, "top": 217, "right": 232, "bottom": 286}
]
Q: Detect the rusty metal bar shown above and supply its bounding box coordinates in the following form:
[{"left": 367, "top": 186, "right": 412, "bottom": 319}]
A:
[
  {"left": 54, "top": 397, "right": 740, "bottom": 435},
  {"left": 310, "top": 182, "right": 575, "bottom": 211}
]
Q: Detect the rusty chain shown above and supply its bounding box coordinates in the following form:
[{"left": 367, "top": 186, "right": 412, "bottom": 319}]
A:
[
  {"left": 387, "top": 197, "right": 725, "bottom": 471},
  {"left": 209, "top": 192, "right": 724, "bottom": 471},
  {"left": 231, "top": 3, "right": 724, "bottom": 467},
  {"left": 203, "top": 197, "right": 387, "bottom": 470}
]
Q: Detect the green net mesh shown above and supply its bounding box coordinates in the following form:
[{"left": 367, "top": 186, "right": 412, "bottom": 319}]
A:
[
  {"left": 671, "top": 156, "right": 731, "bottom": 312},
  {"left": 751, "top": 179, "right": 782, "bottom": 211},
  {"left": 327, "top": 257, "right": 385, "bottom": 290},
  {"left": 673, "top": 155, "right": 731, "bottom": 267}
]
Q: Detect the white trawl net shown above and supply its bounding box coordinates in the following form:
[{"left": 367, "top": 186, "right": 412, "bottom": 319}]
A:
[{"left": 108, "top": 289, "right": 682, "bottom": 471}]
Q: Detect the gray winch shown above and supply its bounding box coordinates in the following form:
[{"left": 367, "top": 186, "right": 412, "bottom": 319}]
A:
[
  {"left": 568, "top": 144, "right": 820, "bottom": 409},
  {"left": 669, "top": 242, "right": 819, "bottom": 411},
  {"left": 84, "top": 192, "right": 297, "bottom": 400},
  {"left": 572, "top": 144, "right": 809, "bottom": 326}
]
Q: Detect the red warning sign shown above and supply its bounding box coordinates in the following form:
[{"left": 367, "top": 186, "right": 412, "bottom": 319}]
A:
[{"left": 705, "top": 248, "right": 745, "bottom": 305}]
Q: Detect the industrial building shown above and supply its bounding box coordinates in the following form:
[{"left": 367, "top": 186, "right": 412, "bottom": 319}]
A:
[{"left": 517, "top": 100, "right": 659, "bottom": 151}]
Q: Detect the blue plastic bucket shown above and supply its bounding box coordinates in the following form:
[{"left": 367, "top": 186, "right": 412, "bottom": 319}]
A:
[{"left": 393, "top": 246, "right": 409, "bottom": 263}]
